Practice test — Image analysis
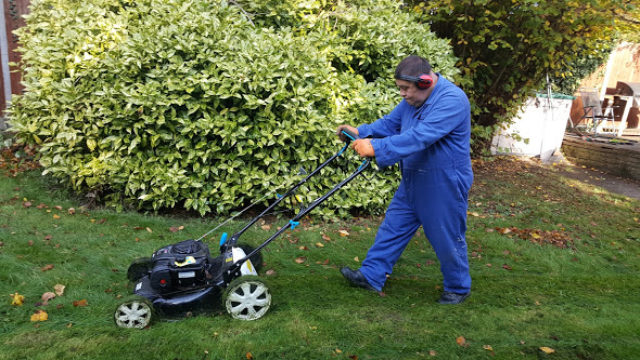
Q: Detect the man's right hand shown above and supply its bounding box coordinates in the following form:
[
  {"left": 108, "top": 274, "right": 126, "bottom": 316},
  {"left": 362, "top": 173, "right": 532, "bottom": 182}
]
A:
[{"left": 336, "top": 124, "right": 359, "bottom": 142}]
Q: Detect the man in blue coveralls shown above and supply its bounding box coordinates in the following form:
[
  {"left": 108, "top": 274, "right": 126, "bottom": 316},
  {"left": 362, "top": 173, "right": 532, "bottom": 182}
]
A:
[{"left": 336, "top": 55, "right": 473, "bottom": 304}]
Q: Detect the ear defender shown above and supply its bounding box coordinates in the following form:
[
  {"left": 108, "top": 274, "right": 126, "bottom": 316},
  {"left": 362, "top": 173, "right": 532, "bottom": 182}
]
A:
[{"left": 397, "top": 74, "right": 433, "bottom": 89}]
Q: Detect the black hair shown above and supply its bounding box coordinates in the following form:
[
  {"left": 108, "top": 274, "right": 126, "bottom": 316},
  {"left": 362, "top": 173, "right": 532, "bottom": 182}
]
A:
[{"left": 394, "top": 55, "right": 432, "bottom": 78}]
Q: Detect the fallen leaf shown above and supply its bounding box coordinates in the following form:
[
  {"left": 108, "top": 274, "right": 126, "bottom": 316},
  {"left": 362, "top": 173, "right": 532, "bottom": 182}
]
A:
[
  {"left": 294, "top": 257, "right": 306, "bottom": 264},
  {"left": 456, "top": 336, "right": 467, "bottom": 347},
  {"left": 44, "top": 234, "right": 52, "bottom": 241},
  {"left": 299, "top": 245, "right": 308, "bottom": 250},
  {"left": 54, "top": 284, "right": 66, "bottom": 296},
  {"left": 41, "top": 292, "right": 56, "bottom": 305},
  {"left": 483, "top": 345, "right": 493, "bottom": 351},
  {"left": 54, "top": 205, "right": 63, "bottom": 211},
  {"left": 497, "top": 227, "right": 511, "bottom": 235},
  {"left": 36, "top": 203, "right": 47, "bottom": 209},
  {"left": 67, "top": 208, "right": 75, "bottom": 215},
  {"left": 73, "top": 299, "right": 88, "bottom": 307},
  {"left": 146, "top": 227, "right": 152, "bottom": 233},
  {"left": 246, "top": 352, "right": 254, "bottom": 360},
  {"left": 23, "top": 201, "right": 32, "bottom": 208},
  {"left": 502, "top": 264, "right": 512, "bottom": 270},
  {"left": 265, "top": 269, "right": 276, "bottom": 276},
  {"left": 10, "top": 293, "right": 24, "bottom": 306},
  {"left": 339, "top": 230, "right": 349, "bottom": 237},
  {"left": 53, "top": 214, "right": 61, "bottom": 219},
  {"left": 322, "top": 259, "right": 330, "bottom": 265},
  {"left": 30, "top": 310, "right": 48, "bottom": 322},
  {"left": 322, "top": 234, "right": 331, "bottom": 241},
  {"left": 261, "top": 224, "right": 271, "bottom": 231},
  {"left": 539, "top": 346, "right": 555, "bottom": 354},
  {"left": 429, "top": 350, "right": 437, "bottom": 356},
  {"left": 348, "top": 355, "right": 358, "bottom": 360},
  {"left": 353, "top": 256, "right": 359, "bottom": 262},
  {"left": 41, "top": 264, "right": 54, "bottom": 272},
  {"left": 335, "top": 348, "right": 343, "bottom": 354},
  {"left": 315, "top": 242, "right": 324, "bottom": 248}
]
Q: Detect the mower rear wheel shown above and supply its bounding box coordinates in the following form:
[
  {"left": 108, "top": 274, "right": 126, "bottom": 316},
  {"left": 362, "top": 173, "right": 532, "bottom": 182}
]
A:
[
  {"left": 114, "top": 296, "right": 154, "bottom": 329},
  {"left": 223, "top": 275, "right": 271, "bottom": 321}
]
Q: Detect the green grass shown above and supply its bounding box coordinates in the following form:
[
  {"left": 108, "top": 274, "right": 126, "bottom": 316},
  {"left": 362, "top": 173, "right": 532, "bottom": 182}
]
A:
[{"left": 0, "top": 157, "right": 639, "bottom": 359}]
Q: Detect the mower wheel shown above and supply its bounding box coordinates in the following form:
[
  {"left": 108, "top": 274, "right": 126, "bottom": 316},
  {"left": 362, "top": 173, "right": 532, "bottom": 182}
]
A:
[
  {"left": 127, "top": 257, "right": 152, "bottom": 282},
  {"left": 114, "top": 296, "right": 154, "bottom": 329},
  {"left": 237, "top": 244, "right": 263, "bottom": 273},
  {"left": 223, "top": 275, "right": 271, "bottom": 321}
]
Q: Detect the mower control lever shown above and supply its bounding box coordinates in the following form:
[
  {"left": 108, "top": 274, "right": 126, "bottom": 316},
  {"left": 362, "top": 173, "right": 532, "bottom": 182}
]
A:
[{"left": 341, "top": 129, "right": 358, "bottom": 143}]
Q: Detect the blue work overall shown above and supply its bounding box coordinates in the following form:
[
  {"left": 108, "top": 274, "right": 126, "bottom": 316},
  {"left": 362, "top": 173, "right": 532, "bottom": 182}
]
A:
[{"left": 356, "top": 76, "right": 473, "bottom": 294}]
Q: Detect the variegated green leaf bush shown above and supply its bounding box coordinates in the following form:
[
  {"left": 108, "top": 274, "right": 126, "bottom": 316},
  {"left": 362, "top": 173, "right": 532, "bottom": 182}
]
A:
[{"left": 9, "top": 0, "right": 458, "bottom": 216}]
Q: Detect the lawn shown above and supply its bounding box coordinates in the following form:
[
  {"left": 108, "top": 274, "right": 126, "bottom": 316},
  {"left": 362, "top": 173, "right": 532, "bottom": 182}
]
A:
[{"left": 1, "top": 150, "right": 639, "bottom": 360}]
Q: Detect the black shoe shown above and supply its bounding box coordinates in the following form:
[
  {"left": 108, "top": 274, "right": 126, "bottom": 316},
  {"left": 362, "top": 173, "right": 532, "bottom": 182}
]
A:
[
  {"left": 340, "top": 267, "right": 377, "bottom": 292},
  {"left": 438, "top": 291, "right": 470, "bottom": 304}
]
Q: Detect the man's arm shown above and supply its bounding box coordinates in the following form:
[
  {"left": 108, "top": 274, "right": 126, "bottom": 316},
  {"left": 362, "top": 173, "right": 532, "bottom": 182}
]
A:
[
  {"left": 371, "top": 96, "right": 469, "bottom": 167},
  {"left": 357, "top": 101, "right": 406, "bottom": 139}
]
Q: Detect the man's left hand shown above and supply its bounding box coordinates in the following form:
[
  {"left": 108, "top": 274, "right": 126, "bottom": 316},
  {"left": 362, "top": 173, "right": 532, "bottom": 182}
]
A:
[{"left": 351, "top": 139, "right": 375, "bottom": 158}]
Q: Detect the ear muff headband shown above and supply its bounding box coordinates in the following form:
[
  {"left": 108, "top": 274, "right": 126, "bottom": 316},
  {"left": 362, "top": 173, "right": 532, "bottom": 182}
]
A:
[{"left": 397, "top": 74, "right": 433, "bottom": 89}]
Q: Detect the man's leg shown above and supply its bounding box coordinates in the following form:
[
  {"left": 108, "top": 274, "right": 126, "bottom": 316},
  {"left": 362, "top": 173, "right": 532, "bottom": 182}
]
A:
[
  {"left": 415, "top": 171, "right": 471, "bottom": 295},
  {"left": 359, "top": 183, "right": 421, "bottom": 291}
]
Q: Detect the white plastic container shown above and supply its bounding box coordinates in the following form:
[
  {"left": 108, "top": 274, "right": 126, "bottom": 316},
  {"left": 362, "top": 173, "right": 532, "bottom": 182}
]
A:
[{"left": 491, "top": 94, "right": 574, "bottom": 161}]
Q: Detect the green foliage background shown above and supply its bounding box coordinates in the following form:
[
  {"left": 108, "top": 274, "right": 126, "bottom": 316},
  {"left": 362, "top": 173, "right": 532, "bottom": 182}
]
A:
[
  {"left": 413, "top": 0, "right": 636, "bottom": 153},
  {"left": 8, "top": 0, "right": 459, "bottom": 216}
]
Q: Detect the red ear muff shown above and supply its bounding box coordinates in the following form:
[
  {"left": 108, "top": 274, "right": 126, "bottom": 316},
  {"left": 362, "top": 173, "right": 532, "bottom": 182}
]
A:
[
  {"left": 416, "top": 74, "right": 433, "bottom": 89},
  {"left": 397, "top": 74, "right": 433, "bottom": 89}
]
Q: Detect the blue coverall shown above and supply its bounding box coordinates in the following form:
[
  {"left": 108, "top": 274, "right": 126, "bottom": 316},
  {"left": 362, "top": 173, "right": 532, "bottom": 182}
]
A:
[{"left": 356, "top": 75, "right": 473, "bottom": 294}]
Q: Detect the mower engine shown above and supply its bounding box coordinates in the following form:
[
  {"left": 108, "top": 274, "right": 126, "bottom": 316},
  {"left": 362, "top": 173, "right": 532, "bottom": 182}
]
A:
[{"left": 149, "top": 239, "right": 211, "bottom": 293}]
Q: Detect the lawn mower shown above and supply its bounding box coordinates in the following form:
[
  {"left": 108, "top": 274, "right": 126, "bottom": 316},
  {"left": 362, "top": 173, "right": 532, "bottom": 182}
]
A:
[{"left": 114, "top": 129, "right": 369, "bottom": 328}]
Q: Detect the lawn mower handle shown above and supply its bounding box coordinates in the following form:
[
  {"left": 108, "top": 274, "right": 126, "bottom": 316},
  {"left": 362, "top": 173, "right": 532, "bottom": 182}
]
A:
[
  {"left": 221, "top": 130, "right": 370, "bottom": 282},
  {"left": 223, "top": 128, "right": 361, "bottom": 249}
]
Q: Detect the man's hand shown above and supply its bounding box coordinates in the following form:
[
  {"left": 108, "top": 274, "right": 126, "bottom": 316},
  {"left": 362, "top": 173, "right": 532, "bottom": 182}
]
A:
[
  {"left": 351, "top": 139, "right": 374, "bottom": 158},
  {"left": 336, "top": 124, "right": 359, "bottom": 142}
]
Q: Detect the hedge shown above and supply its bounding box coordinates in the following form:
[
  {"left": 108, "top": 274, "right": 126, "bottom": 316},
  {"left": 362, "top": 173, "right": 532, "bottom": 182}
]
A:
[{"left": 9, "top": 0, "right": 459, "bottom": 216}]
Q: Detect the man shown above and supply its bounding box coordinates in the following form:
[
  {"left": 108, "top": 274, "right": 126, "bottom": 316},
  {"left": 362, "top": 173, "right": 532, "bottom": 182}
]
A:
[{"left": 337, "top": 55, "right": 473, "bottom": 304}]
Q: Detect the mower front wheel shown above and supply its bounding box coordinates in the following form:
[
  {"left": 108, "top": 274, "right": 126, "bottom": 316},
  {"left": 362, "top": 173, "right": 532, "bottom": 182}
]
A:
[
  {"left": 114, "top": 296, "right": 154, "bottom": 329},
  {"left": 127, "top": 257, "right": 152, "bottom": 282},
  {"left": 223, "top": 275, "right": 271, "bottom": 321}
]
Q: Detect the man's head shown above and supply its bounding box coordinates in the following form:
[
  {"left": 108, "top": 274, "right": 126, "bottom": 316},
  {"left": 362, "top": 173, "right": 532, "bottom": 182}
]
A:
[{"left": 394, "top": 55, "right": 437, "bottom": 107}]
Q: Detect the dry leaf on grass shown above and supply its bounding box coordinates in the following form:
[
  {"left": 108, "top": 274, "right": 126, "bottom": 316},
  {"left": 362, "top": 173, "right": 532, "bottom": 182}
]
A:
[
  {"left": 41, "top": 292, "right": 56, "bottom": 305},
  {"left": 10, "top": 293, "right": 24, "bottom": 306},
  {"left": 456, "top": 336, "right": 468, "bottom": 347},
  {"left": 54, "top": 284, "right": 65, "bottom": 296},
  {"left": 41, "top": 264, "right": 54, "bottom": 272},
  {"left": 539, "top": 346, "right": 555, "bottom": 354},
  {"left": 73, "top": 299, "right": 88, "bottom": 307},
  {"left": 30, "top": 310, "right": 48, "bottom": 322}
]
